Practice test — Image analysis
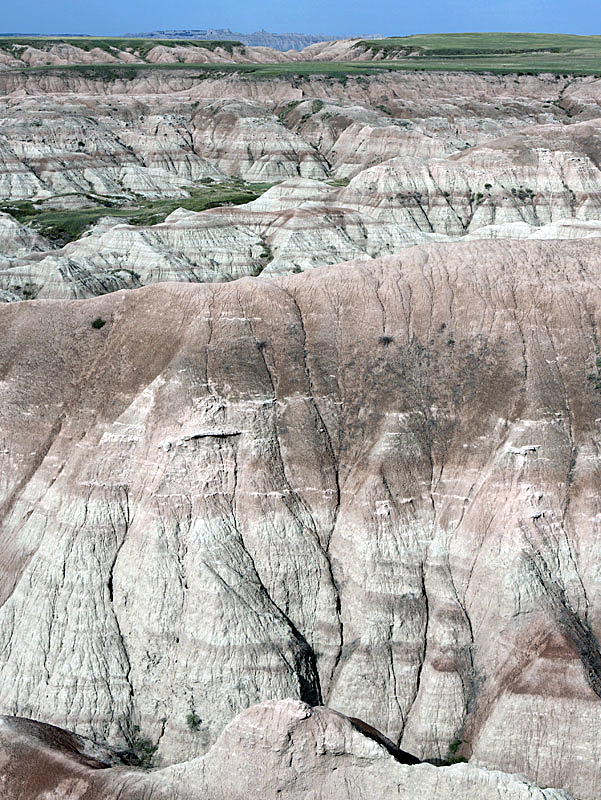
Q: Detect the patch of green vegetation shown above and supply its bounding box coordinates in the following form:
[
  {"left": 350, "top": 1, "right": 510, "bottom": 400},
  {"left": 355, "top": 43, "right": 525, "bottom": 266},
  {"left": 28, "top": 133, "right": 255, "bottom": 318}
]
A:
[
  {"left": 13, "top": 281, "right": 39, "bottom": 300},
  {"left": 13, "top": 55, "right": 601, "bottom": 80},
  {"left": 587, "top": 356, "right": 601, "bottom": 391},
  {"left": 348, "top": 33, "right": 601, "bottom": 76},
  {"left": 91, "top": 316, "right": 106, "bottom": 329},
  {"left": 311, "top": 99, "right": 324, "bottom": 114},
  {"left": 355, "top": 32, "right": 601, "bottom": 56},
  {"left": 377, "top": 104, "right": 392, "bottom": 115},
  {"left": 0, "top": 182, "right": 273, "bottom": 245},
  {"left": 251, "top": 241, "right": 274, "bottom": 276},
  {"left": 186, "top": 712, "right": 202, "bottom": 731},
  {"left": 444, "top": 738, "right": 468, "bottom": 764},
  {"left": 277, "top": 99, "right": 302, "bottom": 122},
  {"left": 129, "top": 728, "right": 158, "bottom": 767}
]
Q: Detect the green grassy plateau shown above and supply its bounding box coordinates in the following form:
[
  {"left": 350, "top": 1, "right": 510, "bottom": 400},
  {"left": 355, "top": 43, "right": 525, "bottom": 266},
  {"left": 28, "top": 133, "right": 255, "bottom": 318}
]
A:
[{"left": 1, "top": 33, "right": 601, "bottom": 77}]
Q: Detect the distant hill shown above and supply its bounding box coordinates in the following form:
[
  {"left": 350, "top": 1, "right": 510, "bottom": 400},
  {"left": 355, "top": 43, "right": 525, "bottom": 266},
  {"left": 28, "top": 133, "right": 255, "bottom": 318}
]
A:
[{"left": 122, "top": 29, "right": 379, "bottom": 50}]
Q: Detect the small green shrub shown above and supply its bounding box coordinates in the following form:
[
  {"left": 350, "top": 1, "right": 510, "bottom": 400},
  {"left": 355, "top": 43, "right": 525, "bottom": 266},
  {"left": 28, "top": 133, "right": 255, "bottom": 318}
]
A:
[
  {"left": 277, "top": 99, "right": 301, "bottom": 122},
  {"left": 186, "top": 712, "right": 202, "bottom": 731},
  {"left": 259, "top": 244, "right": 273, "bottom": 262},
  {"left": 128, "top": 725, "right": 158, "bottom": 767},
  {"left": 91, "top": 317, "right": 106, "bottom": 329},
  {"left": 587, "top": 356, "right": 601, "bottom": 391},
  {"left": 445, "top": 738, "right": 468, "bottom": 763},
  {"left": 378, "top": 335, "right": 394, "bottom": 346}
]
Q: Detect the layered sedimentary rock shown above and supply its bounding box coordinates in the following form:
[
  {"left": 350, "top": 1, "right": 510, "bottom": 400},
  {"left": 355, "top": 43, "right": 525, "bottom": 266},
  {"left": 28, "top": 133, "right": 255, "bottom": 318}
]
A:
[
  {"left": 0, "top": 212, "right": 49, "bottom": 257},
  {"left": 1, "top": 240, "right": 601, "bottom": 798},
  {"left": 3, "top": 69, "right": 601, "bottom": 300},
  {"left": 9, "top": 115, "right": 601, "bottom": 299},
  {"left": 0, "top": 71, "right": 592, "bottom": 203}
]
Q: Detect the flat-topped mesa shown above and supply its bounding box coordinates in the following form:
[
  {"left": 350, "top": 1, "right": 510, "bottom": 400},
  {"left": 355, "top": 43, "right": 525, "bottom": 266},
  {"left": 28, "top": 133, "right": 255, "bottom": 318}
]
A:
[{"left": 1, "top": 239, "right": 601, "bottom": 797}]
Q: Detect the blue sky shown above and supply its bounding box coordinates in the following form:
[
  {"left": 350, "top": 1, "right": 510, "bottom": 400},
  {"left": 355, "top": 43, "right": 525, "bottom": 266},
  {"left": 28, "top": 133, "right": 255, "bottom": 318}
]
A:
[{"left": 2, "top": 0, "right": 600, "bottom": 37}]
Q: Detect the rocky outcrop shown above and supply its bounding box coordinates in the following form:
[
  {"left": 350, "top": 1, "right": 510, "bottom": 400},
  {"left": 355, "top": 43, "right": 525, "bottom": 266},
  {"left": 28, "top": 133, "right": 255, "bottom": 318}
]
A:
[
  {"left": 190, "top": 99, "right": 329, "bottom": 180},
  {"left": 0, "top": 702, "right": 574, "bottom": 800},
  {"left": 0, "top": 212, "right": 50, "bottom": 255},
  {"left": 0, "top": 37, "right": 392, "bottom": 68},
  {"left": 1, "top": 241, "right": 601, "bottom": 797}
]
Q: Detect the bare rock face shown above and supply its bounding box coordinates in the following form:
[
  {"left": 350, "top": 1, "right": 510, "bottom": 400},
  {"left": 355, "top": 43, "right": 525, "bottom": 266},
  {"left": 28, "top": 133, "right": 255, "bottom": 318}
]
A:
[
  {"left": 190, "top": 99, "right": 329, "bottom": 181},
  {"left": 0, "top": 212, "right": 49, "bottom": 254},
  {"left": 1, "top": 240, "right": 601, "bottom": 798},
  {"left": 3, "top": 62, "right": 601, "bottom": 800},
  {"left": 0, "top": 703, "right": 573, "bottom": 800}
]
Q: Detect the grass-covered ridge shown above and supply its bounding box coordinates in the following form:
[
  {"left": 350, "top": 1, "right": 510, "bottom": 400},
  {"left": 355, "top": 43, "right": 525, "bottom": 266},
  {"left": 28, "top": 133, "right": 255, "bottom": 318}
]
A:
[
  {"left": 351, "top": 32, "right": 601, "bottom": 74},
  {"left": 0, "top": 181, "right": 272, "bottom": 245},
  {"left": 356, "top": 32, "right": 601, "bottom": 55}
]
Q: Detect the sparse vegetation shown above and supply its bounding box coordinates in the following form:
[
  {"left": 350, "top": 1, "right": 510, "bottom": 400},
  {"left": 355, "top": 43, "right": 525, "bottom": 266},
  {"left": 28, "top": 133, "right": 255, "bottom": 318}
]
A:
[
  {"left": 277, "top": 99, "right": 302, "bottom": 122},
  {"left": 0, "top": 182, "right": 273, "bottom": 245},
  {"left": 91, "top": 317, "right": 106, "bottom": 329},
  {"left": 445, "top": 738, "right": 468, "bottom": 764},
  {"left": 186, "top": 712, "right": 202, "bottom": 731},
  {"left": 259, "top": 243, "right": 273, "bottom": 262},
  {"left": 131, "top": 733, "right": 158, "bottom": 766},
  {"left": 378, "top": 335, "right": 394, "bottom": 346},
  {"left": 117, "top": 723, "right": 159, "bottom": 768},
  {"left": 0, "top": 36, "right": 242, "bottom": 59},
  {"left": 587, "top": 356, "right": 601, "bottom": 391}
]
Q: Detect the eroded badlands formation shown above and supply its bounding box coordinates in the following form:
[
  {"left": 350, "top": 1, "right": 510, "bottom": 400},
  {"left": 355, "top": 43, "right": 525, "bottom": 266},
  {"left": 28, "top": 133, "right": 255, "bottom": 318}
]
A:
[
  {"left": 3, "top": 68, "right": 601, "bottom": 299},
  {"left": 2, "top": 50, "right": 601, "bottom": 800},
  {"left": 0, "top": 37, "right": 411, "bottom": 70},
  {"left": 1, "top": 240, "right": 601, "bottom": 798}
]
